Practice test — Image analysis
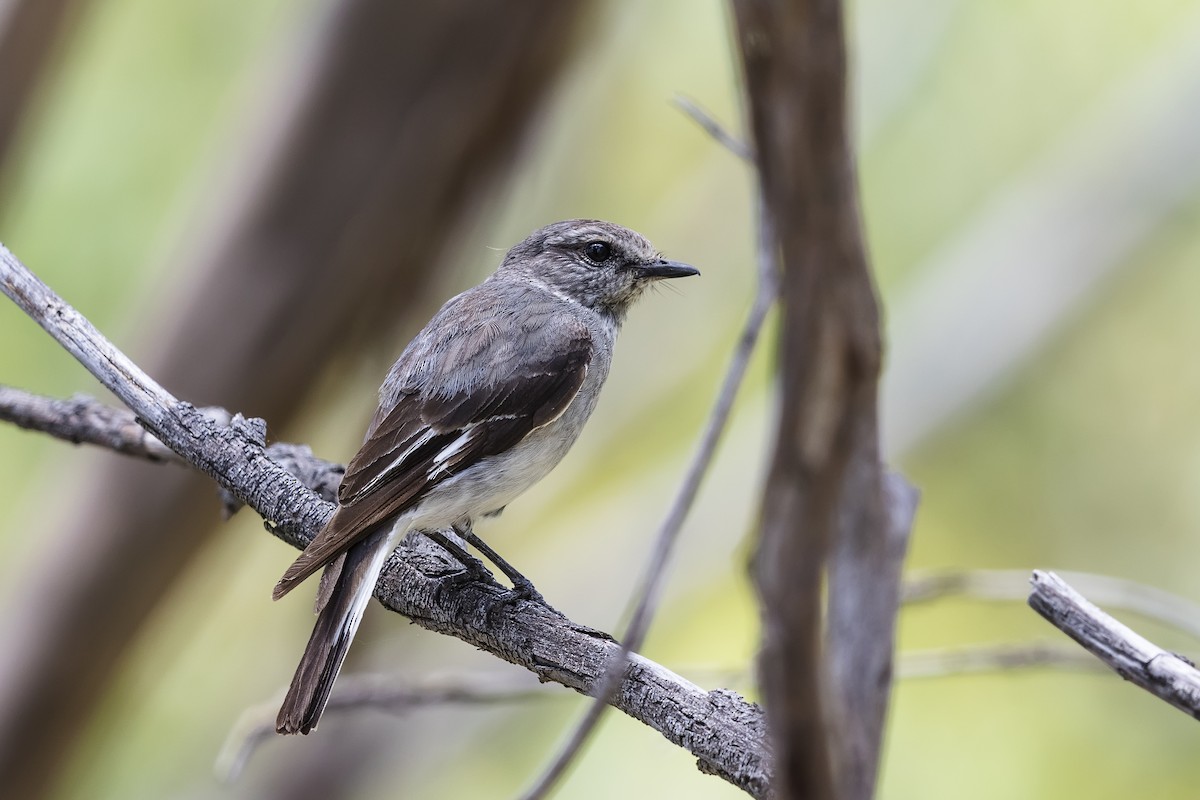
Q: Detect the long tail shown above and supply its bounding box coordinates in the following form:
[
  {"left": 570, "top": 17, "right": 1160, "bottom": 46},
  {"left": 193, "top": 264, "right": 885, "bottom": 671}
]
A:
[{"left": 276, "top": 527, "right": 392, "bottom": 735}]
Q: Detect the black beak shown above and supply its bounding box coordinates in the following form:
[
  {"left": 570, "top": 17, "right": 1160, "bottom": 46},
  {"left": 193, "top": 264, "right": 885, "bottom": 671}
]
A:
[{"left": 635, "top": 258, "right": 700, "bottom": 280}]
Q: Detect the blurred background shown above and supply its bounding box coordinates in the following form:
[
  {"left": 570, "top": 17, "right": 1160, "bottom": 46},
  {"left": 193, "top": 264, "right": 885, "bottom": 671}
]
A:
[{"left": 1, "top": 0, "right": 1200, "bottom": 797}]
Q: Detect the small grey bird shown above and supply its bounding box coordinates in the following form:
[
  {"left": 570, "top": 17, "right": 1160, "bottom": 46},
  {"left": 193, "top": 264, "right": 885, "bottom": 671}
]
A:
[{"left": 272, "top": 219, "right": 698, "bottom": 734}]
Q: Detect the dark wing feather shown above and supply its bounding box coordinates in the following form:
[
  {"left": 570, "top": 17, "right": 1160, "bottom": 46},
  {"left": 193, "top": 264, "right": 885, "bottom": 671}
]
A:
[{"left": 273, "top": 310, "right": 591, "bottom": 599}]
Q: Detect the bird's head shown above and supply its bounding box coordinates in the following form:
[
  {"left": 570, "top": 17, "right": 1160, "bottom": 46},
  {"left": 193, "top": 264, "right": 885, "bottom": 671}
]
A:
[{"left": 500, "top": 220, "right": 699, "bottom": 321}]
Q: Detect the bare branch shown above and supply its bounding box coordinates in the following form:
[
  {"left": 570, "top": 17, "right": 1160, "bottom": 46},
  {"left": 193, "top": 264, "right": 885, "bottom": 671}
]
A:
[
  {"left": 0, "top": 385, "right": 181, "bottom": 462},
  {"left": 0, "top": 385, "right": 344, "bottom": 506},
  {"left": 1, "top": 244, "right": 332, "bottom": 549},
  {"left": 0, "top": 247, "right": 771, "bottom": 795},
  {"left": 1028, "top": 570, "right": 1200, "bottom": 720},
  {"left": 517, "top": 112, "right": 779, "bottom": 800}
]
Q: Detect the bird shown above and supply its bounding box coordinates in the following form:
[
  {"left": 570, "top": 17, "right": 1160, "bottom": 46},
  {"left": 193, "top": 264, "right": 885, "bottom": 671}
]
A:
[{"left": 272, "top": 219, "right": 699, "bottom": 735}]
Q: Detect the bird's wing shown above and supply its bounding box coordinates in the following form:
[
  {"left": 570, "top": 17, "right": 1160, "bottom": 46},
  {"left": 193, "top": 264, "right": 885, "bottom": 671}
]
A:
[{"left": 273, "top": 308, "right": 592, "bottom": 598}]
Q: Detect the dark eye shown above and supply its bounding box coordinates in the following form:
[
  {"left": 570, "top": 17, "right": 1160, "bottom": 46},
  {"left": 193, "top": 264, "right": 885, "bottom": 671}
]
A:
[{"left": 584, "top": 241, "right": 613, "bottom": 263}]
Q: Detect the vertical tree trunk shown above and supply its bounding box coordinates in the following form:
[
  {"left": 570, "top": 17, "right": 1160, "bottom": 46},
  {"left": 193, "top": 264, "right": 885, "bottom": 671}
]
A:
[
  {"left": 0, "top": 0, "right": 84, "bottom": 191},
  {"left": 731, "top": 1, "right": 903, "bottom": 798}
]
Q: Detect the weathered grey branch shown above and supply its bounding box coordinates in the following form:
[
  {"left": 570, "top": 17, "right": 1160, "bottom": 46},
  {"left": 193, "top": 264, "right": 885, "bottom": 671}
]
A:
[
  {"left": 1028, "top": 570, "right": 1200, "bottom": 720},
  {"left": 0, "top": 385, "right": 182, "bottom": 462},
  {"left": 0, "top": 385, "right": 344, "bottom": 507},
  {"left": 0, "top": 247, "right": 771, "bottom": 794},
  {"left": 1, "top": 247, "right": 332, "bottom": 547}
]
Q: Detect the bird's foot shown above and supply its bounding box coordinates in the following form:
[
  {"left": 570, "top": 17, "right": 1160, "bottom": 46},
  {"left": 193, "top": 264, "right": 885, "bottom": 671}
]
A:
[
  {"left": 452, "top": 524, "right": 551, "bottom": 608},
  {"left": 496, "top": 575, "right": 547, "bottom": 607}
]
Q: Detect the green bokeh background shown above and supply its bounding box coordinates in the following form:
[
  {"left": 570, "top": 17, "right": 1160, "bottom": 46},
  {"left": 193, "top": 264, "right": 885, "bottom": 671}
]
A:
[{"left": 2, "top": 0, "right": 1199, "bottom": 797}]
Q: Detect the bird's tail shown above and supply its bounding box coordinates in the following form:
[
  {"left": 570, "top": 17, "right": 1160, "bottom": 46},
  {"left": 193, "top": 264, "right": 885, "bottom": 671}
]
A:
[{"left": 276, "top": 527, "right": 393, "bottom": 735}]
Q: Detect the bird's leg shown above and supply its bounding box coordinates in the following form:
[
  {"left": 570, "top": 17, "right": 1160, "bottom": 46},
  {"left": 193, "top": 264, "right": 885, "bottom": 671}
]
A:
[
  {"left": 424, "top": 528, "right": 491, "bottom": 584},
  {"left": 452, "top": 522, "right": 547, "bottom": 606}
]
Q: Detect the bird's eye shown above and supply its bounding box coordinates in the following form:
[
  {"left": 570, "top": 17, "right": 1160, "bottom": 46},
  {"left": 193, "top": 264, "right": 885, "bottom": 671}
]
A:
[{"left": 584, "top": 241, "right": 613, "bottom": 263}]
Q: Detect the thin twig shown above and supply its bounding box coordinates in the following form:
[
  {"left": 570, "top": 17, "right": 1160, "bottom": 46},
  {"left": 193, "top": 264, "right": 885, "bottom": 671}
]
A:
[
  {"left": 217, "top": 672, "right": 556, "bottom": 783},
  {"left": 898, "top": 642, "right": 1107, "bottom": 680},
  {"left": 516, "top": 109, "right": 778, "bottom": 800},
  {"left": 1029, "top": 570, "right": 1200, "bottom": 720},
  {"left": 672, "top": 95, "right": 754, "bottom": 161},
  {"left": 905, "top": 568, "right": 1200, "bottom": 643},
  {"left": 0, "top": 245, "right": 772, "bottom": 797}
]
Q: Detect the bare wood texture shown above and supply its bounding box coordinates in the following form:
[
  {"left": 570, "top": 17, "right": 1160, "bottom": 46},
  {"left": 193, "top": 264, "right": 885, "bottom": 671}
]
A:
[
  {"left": 383, "top": 549, "right": 773, "bottom": 798},
  {"left": 826, "top": 471, "right": 915, "bottom": 800},
  {"left": 1028, "top": 570, "right": 1200, "bottom": 720},
  {"left": 0, "top": 252, "right": 331, "bottom": 544},
  {"left": 0, "top": 384, "right": 183, "bottom": 463},
  {"left": 1, "top": 246, "right": 772, "bottom": 795},
  {"left": 0, "top": 2, "right": 592, "bottom": 796},
  {"left": 731, "top": 1, "right": 892, "bottom": 798},
  {"left": 0, "top": 0, "right": 83, "bottom": 186}
]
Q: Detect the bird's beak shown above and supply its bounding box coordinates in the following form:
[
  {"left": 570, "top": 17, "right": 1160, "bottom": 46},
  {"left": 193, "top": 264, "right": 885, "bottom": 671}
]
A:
[{"left": 635, "top": 259, "right": 700, "bottom": 280}]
